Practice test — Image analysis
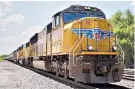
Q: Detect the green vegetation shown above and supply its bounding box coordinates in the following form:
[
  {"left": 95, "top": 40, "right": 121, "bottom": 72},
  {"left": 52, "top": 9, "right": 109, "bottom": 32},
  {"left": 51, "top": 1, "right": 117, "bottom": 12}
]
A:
[
  {"left": 0, "top": 56, "right": 3, "bottom": 62},
  {"left": 109, "top": 9, "right": 134, "bottom": 65},
  {"left": 0, "top": 54, "right": 8, "bottom": 62}
]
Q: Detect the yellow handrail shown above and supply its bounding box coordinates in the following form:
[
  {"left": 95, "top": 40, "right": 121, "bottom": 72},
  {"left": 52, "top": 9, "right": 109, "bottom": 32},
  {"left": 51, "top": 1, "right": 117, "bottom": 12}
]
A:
[{"left": 72, "top": 33, "right": 86, "bottom": 66}]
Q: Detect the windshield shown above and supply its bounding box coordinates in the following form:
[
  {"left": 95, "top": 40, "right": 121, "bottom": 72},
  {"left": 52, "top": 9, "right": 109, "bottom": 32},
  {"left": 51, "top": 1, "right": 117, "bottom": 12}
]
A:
[
  {"left": 63, "top": 12, "right": 87, "bottom": 23},
  {"left": 89, "top": 11, "right": 105, "bottom": 18},
  {"left": 63, "top": 12, "right": 105, "bottom": 24}
]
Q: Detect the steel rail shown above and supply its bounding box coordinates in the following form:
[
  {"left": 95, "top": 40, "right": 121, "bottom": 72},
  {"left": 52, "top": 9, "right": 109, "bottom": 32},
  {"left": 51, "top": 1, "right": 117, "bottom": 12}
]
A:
[{"left": 123, "top": 69, "right": 135, "bottom": 81}]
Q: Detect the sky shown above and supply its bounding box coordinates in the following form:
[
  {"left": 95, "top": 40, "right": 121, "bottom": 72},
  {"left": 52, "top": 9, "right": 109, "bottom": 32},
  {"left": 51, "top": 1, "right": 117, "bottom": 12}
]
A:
[{"left": 0, "top": 1, "right": 134, "bottom": 55}]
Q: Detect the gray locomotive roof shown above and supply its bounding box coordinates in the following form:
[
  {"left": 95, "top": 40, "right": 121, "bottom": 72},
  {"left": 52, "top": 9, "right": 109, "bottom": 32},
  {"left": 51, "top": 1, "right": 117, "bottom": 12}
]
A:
[{"left": 52, "top": 5, "right": 105, "bottom": 17}]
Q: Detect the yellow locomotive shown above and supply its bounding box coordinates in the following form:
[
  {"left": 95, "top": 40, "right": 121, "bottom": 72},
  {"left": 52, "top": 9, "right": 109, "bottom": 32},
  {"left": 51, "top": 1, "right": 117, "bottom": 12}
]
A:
[{"left": 9, "top": 5, "right": 124, "bottom": 83}]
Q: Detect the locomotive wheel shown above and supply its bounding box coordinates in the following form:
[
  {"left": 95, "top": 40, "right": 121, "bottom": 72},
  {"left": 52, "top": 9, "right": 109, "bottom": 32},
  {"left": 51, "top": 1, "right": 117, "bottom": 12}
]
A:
[
  {"left": 22, "top": 59, "right": 25, "bottom": 66},
  {"left": 64, "top": 61, "right": 68, "bottom": 79},
  {"left": 30, "top": 60, "right": 34, "bottom": 68},
  {"left": 56, "top": 61, "right": 60, "bottom": 76},
  {"left": 17, "top": 59, "right": 19, "bottom": 64},
  {"left": 75, "top": 79, "right": 79, "bottom": 83},
  {"left": 74, "top": 76, "right": 79, "bottom": 83}
]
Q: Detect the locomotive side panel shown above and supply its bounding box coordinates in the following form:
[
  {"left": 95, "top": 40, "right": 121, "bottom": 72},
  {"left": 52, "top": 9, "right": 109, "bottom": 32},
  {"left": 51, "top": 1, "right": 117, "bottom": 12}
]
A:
[
  {"left": 23, "top": 44, "right": 26, "bottom": 59},
  {"left": 18, "top": 46, "right": 23, "bottom": 64},
  {"left": 62, "top": 27, "right": 74, "bottom": 53},
  {"left": 43, "top": 29, "right": 47, "bottom": 56},
  {"left": 38, "top": 30, "right": 46, "bottom": 57},
  {"left": 30, "top": 33, "right": 38, "bottom": 58},
  {"left": 47, "top": 33, "right": 51, "bottom": 56},
  {"left": 29, "top": 42, "right": 32, "bottom": 57},
  {"left": 38, "top": 31, "right": 42, "bottom": 57},
  {"left": 25, "top": 42, "right": 30, "bottom": 58},
  {"left": 52, "top": 28, "right": 62, "bottom": 54},
  {"left": 18, "top": 47, "right": 22, "bottom": 59},
  {"left": 32, "top": 44, "right": 35, "bottom": 57},
  {"left": 32, "top": 43, "right": 38, "bottom": 58},
  {"left": 30, "top": 44, "right": 34, "bottom": 57},
  {"left": 46, "top": 23, "right": 52, "bottom": 56},
  {"left": 33, "top": 25, "right": 51, "bottom": 71}
]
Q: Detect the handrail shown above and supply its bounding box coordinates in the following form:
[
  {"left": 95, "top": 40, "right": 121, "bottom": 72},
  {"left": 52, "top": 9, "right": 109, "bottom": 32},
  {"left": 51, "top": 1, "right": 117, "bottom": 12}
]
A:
[
  {"left": 69, "top": 38, "right": 81, "bottom": 60},
  {"left": 72, "top": 33, "right": 86, "bottom": 66},
  {"left": 110, "top": 35, "right": 124, "bottom": 63},
  {"left": 69, "top": 23, "right": 81, "bottom": 64}
]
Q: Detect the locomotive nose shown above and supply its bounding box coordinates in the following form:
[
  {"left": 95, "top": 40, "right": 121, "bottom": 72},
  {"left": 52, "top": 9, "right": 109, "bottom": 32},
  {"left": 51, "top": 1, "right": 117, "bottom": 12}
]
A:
[{"left": 71, "top": 17, "right": 114, "bottom": 52}]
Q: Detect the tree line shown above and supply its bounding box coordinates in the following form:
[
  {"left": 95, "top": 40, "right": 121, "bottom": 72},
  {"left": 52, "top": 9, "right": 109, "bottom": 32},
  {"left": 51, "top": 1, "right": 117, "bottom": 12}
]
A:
[{"left": 109, "top": 9, "right": 134, "bottom": 65}]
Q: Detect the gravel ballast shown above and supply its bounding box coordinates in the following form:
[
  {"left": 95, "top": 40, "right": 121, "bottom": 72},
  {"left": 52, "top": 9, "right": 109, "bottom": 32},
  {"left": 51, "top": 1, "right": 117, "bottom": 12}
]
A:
[
  {"left": 0, "top": 61, "right": 73, "bottom": 89},
  {"left": 111, "top": 79, "right": 134, "bottom": 89},
  {"left": 0, "top": 60, "right": 134, "bottom": 89}
]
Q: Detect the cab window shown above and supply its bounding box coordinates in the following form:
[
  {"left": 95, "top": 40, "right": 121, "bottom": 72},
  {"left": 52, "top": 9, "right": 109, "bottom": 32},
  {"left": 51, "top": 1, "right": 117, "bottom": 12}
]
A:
[
  {"left": 63, "top": 12, "right": 87, "bottom": 24},
  {"left": 54, "top": 15, "right": 60, "bottom": 27}
]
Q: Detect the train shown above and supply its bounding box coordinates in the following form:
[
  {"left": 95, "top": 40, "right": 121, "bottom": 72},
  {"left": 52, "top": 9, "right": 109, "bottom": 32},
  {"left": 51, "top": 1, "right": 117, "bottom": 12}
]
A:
[{"left": 7, "top": 5, "right": 124, "bottom": 83}]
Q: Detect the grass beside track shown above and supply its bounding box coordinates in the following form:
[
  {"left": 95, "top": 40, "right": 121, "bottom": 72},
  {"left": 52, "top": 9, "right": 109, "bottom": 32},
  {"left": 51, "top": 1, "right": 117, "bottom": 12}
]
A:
[{"left": 0, "top": 56, "right": 3, "bottom": 62}]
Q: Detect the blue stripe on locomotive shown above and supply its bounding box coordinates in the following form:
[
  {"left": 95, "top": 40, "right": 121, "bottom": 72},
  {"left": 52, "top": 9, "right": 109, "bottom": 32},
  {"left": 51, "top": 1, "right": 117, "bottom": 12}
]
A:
[{"left": 72, "top": 28, "right": 114, "bottom": 40}]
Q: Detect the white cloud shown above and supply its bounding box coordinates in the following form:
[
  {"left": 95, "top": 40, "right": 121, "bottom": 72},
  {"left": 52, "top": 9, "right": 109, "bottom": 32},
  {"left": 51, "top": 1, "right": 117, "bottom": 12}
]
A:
[
  {"left": 0, "top": 25, "right": 43, "bottom": 55},
  {"left": 21, "top": 26, "right": 43, "bottom": 42},
  {"left": 0, "top": 1, "right": 12, "bottom": 16},
  {"left": 6, "top": 26, "right": 42, "bottom": 44},
  {"left": 0, "top": 1, "right": 25, "bottom": 54},
  {"left": 0, "top": 1, "right": 24, "bottom": 32},
  {"left": 22, "top": 26, "right": 42, "bottom": 36},
  {"left": 1, "top": 14, "right": 24, "bottom": 25},
  {"left": 131, "top": 1, "right": 135, "bottom": 6},
  {"left": 0, "top": 14, "right": 24, "bottom": 32}
]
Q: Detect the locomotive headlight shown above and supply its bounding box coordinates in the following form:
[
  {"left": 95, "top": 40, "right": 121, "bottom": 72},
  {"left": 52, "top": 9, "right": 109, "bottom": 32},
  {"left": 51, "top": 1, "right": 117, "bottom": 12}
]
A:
[
  {"left": 85, "top": 6, "right": 88, "bottom": 9},
  {"left": 88, "top": 45, "right": 92, "bottom": 50},
  {"left": 113, "top": 46, "right": 117, "bottom": 50}
]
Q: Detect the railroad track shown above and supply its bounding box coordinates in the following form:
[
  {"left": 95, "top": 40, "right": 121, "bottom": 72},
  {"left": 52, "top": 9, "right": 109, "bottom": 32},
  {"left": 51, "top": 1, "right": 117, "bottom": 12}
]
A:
[
  {"left": 123, "top": 69, "right": 135, "bottom": 81},
  {"left": 9, "top": 60, "right": 129, "bottom": 89}
]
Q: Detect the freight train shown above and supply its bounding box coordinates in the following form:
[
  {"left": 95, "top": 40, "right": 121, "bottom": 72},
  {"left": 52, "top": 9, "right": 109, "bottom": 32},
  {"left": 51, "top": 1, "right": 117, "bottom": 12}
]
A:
[{"left": 8, "top": 5, "right": 124, "bottom": 83}]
